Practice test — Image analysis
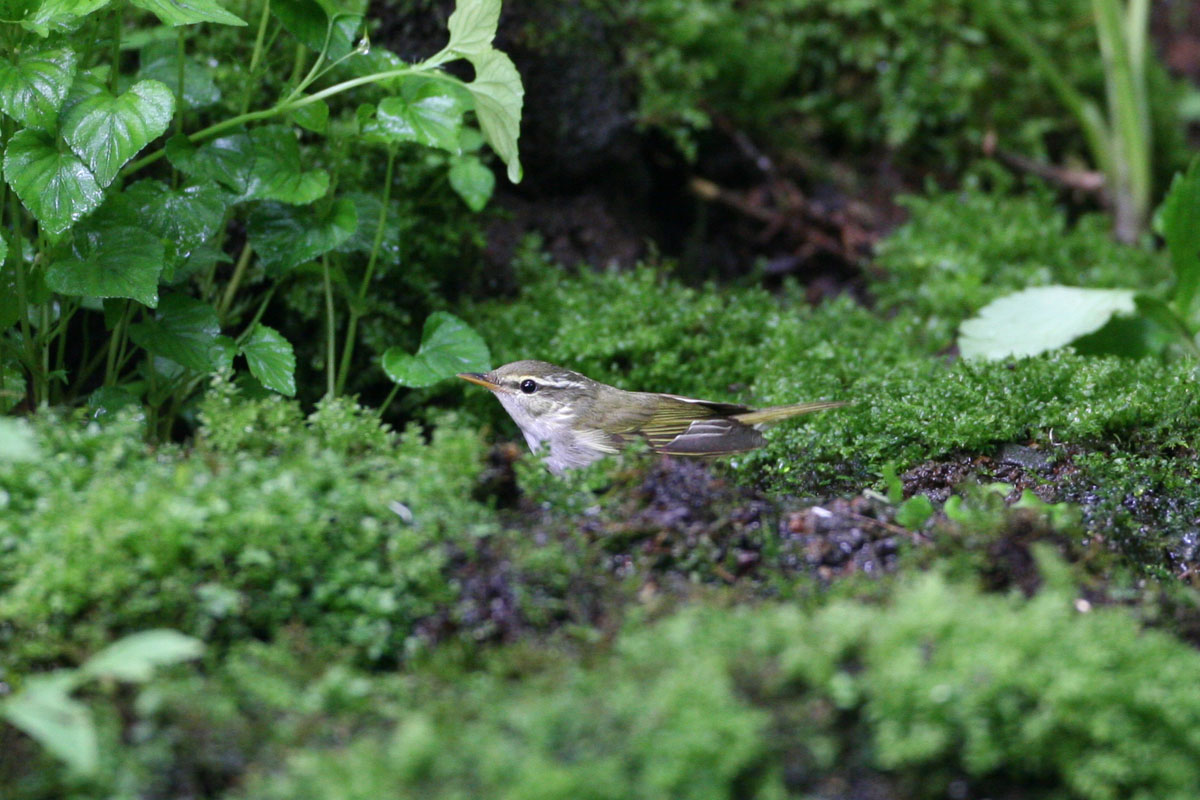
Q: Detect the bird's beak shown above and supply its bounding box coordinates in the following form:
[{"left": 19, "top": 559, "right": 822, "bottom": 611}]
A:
[{"left": 457, "top": 372, "right": 503, "bottom": 391}]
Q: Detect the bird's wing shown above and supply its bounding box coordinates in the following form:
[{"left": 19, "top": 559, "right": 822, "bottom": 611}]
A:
[{"left": 612, "top": 394, "right": 766, "bottom": 456}]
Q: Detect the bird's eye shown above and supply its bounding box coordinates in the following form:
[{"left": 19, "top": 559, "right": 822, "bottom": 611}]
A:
[{"left": 520, "top": 379, "right": 537, "bottom": 394}]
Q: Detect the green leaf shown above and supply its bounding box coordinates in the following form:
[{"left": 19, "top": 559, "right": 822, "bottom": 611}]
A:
[
  {"left": 240, "top": 324, "right": 296, "bottom": 396},
  {"left": 86, "top": 385, "right": 142, "bottom": 421},
  {"left": 371, "top": 84, "right": 467, "bottom": 151},
  {"left": 2, "top": 673, "right": 97, "bottom": 775},
  {"left": 448, "top": 155, "right": 494, "bottom": 211},
  {"left": 128, "top": 0, "right": 245, "bottom": 26},
  {"left": 446, "top": 0, "right": 499, "bottom": 57},
  {"left": 288, "top": 97, "right": 328, "bottom": 133},
  {"left": 61, "top": 79, "right": 174, "bottom": 186},
  {"left": 271, "top": 0, "right": 362, "bottom": 59},
  {"left": 81, "top": 630, "right": 203, "bottom": 682},
  {"left": 0, "top": 46, "right": 76, "bottom": 128},
  {"left": 959, "top": 286, "right": 1138, "bottom": 360},
  {"left": 1161, "top": 156, "right": 1200, "bottom": 315},
  {"left": 895, "top": 494, "right": 935, "bottom": 529},
  {"left": 120, "top": 179, "right": 229, "bottom": 253},
  {"left": 2, "top": 128, "right": 103, "bottom": 234},
  {"left": 128, "top": 293, "right": 226, "bottom": 371},
  {"left": 382, "top": 311, "right": 490, "bottom": 388},
  {"left": 247, "top": 198, "right": 357, "bottom": 274},
  {"left": 462, "top": 48, "right": 523, "bottom": 183},
  {"left": 20, "top": 0, "right": 111, "bottom": 36},
  {"left": 138, "top": 40, "right": 221, "bottom": 109},
  {"left": 45, "top": 226, "right": 163, "bottom": 305},
  {"left": 166, "top": 126, "right": 329, "bottom": 204}
]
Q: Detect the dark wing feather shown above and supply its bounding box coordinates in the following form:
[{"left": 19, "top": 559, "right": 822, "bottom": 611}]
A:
[{"left": 611, "top": 394, "right": 766, "bottom": 456}]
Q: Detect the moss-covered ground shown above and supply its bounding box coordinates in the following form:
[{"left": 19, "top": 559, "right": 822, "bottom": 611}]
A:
[{"left": 5, "top": 183, "right": 1200, "bottom": 798}]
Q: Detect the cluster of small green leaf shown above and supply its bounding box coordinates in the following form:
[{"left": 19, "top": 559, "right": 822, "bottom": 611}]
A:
[
  {"left": 0, "top": 383, "right": 497, "bottom": 671},
  {"left": 0, "top": 0, "right": 518, "bottom": 425},
  {"left": 169, "top": 569, "right": 1200, "bottom": 800},
  {"left": 619, "top": 0, "right": 1184, "bottom": 168}
]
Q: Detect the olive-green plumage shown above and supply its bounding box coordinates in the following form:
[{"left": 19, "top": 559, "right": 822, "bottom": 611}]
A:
[{"left": 459, "top": 360, "right": 844, "bottom": 473}]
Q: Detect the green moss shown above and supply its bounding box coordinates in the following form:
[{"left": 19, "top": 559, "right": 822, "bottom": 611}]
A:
[
  {"left": 237, "top": 570, "right": 1200, "bottom": 800},
  {"left": 0, "top": 384, "right": 496, "bottom": 670}
]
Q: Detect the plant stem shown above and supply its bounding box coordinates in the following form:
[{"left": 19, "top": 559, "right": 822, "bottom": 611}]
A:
[
  {"left": 321, "top": 254, "right": 337, "bottom": 398},
  {"left": 378, "top": 381, "right": 401, "bottom": 416},
  {"left": 241, "top": 0, "right": 272, "bottom": 115},
  {"left": 335, "top": 146, "right": 396, "bottom": 394},
  {"left": 104, "top": 301, "right": 132, "bottom": 387},
  {"left": 175, "top": 27, "right": 186, "bottom": 138},
  {"left": 110, "top": 8, "right": 121, "bottom": 93},
  {"left": 218, "top": 240, "right": 255, "bottom": 322},
  {"left": 235, "top": 286, "right": 277, "bottom": 346}
]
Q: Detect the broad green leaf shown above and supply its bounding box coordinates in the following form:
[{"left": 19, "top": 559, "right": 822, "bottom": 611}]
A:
[
  {"left": 81, "top": 630, "right": 203, "bottom": 682},
  {"left": 138, "top": 40, "right": 221, "bottom": 109},
  {"left": 0, "top": 363, "right": 27, "bottom": 414},
  {"left": 335, "top": 191, "right": 400, "bottom": 257},
  {"left": 0, "top": 46, "right": 76, "bottom": 128},
  {"left": 119, "top": 179, "right": 229, "bottom": 252},
  {"left": 45, "top": 226, "right": 163, "bottom": 306},
  {"left": 2, "top": 128, "right": 102, "bottom": 234},
  {"left": 271, "top": 0, "right": 362, "bottom": 59},
  {"left": 370, "top": 84, "right": 466, "bottom": 151},
  {"left": 959, "top": 286, "right": 1137, "bottom": 360},
  {"left": 2, "top": 673, "right": 97, "bottom": 775},
  {"left": 288, "top": 97, "right": 328, "bottom": 133},
  {"left": 128, "top": 293, "right": 225, "bottom": 371},
  {"left": 448, "top": 155, "right": 493, "bottom": 211},
  {"left": 240, "top": 324, "right": 296, "bottom": 396},
  {"left": 61, "top": 80, "right": 174, "bottom": 186},
  {"left": 20, "top": 0, "right": 110, "bottom": 35},
  {"left": 86, "top": 385, "right": 142, "bottom": 421},
  {"left": 446, "top": 0, "right": 499, "bottom": 57},
  {"left": 344, "top": 46, "right": 407, "bottom": 91},
  {"left": 128, "top": 0, "right": 245, "bottom": 26},
  {"left": 1161, "top": 156, "right": 1200, "bottom": 314},
  {"left": 382, "top": 311, "right": 490, "bottom": 387},
  {"left": 463, "top": 49, "right": 523, "bottom": 183},
  {"left": 166, "top": 127, "right": 329, "bottom": 204},
  {"left": 0, "top": 417, "right": 39, "bottom": 460},
  {"left": 247, "top": 198, "right": 357, "bottom": 274}
]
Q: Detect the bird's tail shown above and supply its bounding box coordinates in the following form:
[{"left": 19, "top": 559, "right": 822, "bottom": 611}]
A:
[{"left": 732, "top": 400, "right": 847, "bottom": 426}]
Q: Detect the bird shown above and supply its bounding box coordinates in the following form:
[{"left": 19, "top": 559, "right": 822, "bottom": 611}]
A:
[{"left": 458, "top": 360, "right": 844, "bottom": 474}]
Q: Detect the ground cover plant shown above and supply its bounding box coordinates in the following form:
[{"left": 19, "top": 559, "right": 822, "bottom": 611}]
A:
[{"left": 4, "top": 0, "right": 1200, "bottom": 797}]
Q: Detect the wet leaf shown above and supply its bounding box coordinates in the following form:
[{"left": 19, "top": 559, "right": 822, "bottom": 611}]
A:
[
  {"left": 61, "top": 79, "right": 174, "bottom": 186},
  {"left": 370, "top": 84, "right": 466, "bottom": 151},
  {"left": 2, "top": 128, "right": 103, "bottom": 234},
  {"left": 166, "top": 126, "right": 329, "bottom": 204},
  {"left": 45, "top": 226, "right": 163, "bottom": 306},
  {"left": 383, "top": 311, "right": 490, "bottom": 387},
  {"left": 461, "top": 48, "right": 522, "bottom": 183},
  {"left": 128, "top": 293, "right": 227, "bottom": 371},
  {"left": 247, "top": 198, "right": 357, "bottom": 274},
  {"left": 1161, "top": 156, "right": 1200, "bottom": 314},
  {"left": 20, "top": 0, "right": 110, "bottom": 36},
  {"left": 129, "top": 0, "right": 245, "bottom": 26},
  {"left": 0, "top": 46, "right": 76, "bottom": 128},
  {"left": 240, "top": 324, "right": 296, "bottom": 396}
]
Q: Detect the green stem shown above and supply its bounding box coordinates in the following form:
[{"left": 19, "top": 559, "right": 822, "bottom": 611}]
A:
[
  {"left": 321, "top": 254, "right": 336, "bottom": 398},
  {"left": 335, "top": 146, "right": 396, "bottom": 394},
  {"left": 175, "top": 27, "right": 186, "bottom": 139},
  {"left": 378, "top": 381, "right": 401, "bottom": 416},
  {"left": 122, "top": 65, "right": 435, "bottom": 175},
  {"left": 241, "top": 0, "right": 272, "bottom": 115},
  {"left": 218, "top": 240, "right": 255, "bottom": 322},
  {"left": 235, "top": 286, "right": 277, "bottom": 346},
  {"left": 104, "top": 301, "right": 132, "bottom": 387},
  {"left": 110, "top": 8, "right": 121, "bottom": 93}
]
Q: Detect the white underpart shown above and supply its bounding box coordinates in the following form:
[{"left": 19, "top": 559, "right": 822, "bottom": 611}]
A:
[{"left": 495, "top": 393, "right": 615, "bottom": 473}]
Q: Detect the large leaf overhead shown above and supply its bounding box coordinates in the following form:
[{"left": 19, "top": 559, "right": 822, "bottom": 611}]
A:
[
  {"left": 61, "top": 79, "right": 174, "bottom": 186},
  {"left": 44, "top": 226, "right": 164, "bottom": 306},
  {"left": 0, "top": 46, "right": 76, "bottom": 128},
  {"left": 3, "top": 128, "right": 103, "bottom": 234},
  {"left": 382, "top": 311, "right": 490, "bottom": 388},
  {"left": 128, "top": 0, "right": 245, "bottom": 26}
]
